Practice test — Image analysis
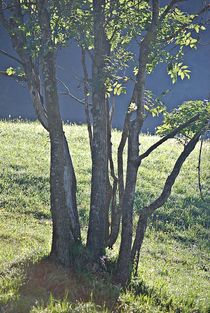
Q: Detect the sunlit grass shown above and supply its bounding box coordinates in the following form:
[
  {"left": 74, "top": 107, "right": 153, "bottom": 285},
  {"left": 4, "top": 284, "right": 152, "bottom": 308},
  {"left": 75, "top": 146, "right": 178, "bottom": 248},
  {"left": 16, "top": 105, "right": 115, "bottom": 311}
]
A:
[{"left": 0, "top": 120, "right": 209, "bottom": 312}]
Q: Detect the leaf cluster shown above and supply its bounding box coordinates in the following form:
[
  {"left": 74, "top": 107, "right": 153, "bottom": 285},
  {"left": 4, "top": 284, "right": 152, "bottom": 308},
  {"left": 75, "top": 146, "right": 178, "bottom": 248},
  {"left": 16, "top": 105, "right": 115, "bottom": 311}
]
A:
[{"left": 157, "top": 100, "right": 210, "bottom": 140}]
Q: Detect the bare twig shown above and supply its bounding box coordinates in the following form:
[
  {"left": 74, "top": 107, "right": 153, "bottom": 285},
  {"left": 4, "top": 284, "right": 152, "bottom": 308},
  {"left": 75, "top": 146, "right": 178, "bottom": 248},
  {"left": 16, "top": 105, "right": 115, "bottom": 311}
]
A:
[
  {"left": 57, "top": 78, "right": 86, "bottom": 105},
  {"left": 81, "top": 48, "right": 93, "bottom": 148},
  {"left": 0, "top": 49, "right": 24, "bottom": 65}
]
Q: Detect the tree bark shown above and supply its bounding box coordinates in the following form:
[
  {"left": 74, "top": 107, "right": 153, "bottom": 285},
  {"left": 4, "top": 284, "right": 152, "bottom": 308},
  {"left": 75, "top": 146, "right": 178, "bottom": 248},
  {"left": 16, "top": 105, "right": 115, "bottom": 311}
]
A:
[
  {"left": 131, "top": 213, "right": 148, "bottom": 276},
  {"left": 87, "top": 0, "right": 109, "bottom": 257},
  {"left": 107, "top": 112, "right": 130, "bottom": 248},
  {"left": 130, "top": 131, "right": 201, "bottom": 276},
  {"left": 116, "top": 0, "right": 159, "bottom": 285},
  {"left": 116, "top": 123, "right": 140, "bottom": 285},
  {"left": 37, "top": 0, "right": 81, "bottom": 265},
  {"left": 0, "top": 0, "right": 81, "bottom": 267}
]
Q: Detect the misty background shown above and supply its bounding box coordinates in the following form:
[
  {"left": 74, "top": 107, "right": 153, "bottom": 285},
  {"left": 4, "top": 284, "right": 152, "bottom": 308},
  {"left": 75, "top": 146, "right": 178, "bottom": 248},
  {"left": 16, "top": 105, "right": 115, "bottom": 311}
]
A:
[{"left": 0, "top": 1, "right": 210, "bottom": 131}]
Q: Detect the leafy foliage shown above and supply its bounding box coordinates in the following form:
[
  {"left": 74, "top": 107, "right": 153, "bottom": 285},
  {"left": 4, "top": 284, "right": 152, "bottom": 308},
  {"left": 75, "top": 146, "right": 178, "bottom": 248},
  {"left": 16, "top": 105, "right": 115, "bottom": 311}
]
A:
[
  {"left": 168, "top": 62, "right": 191, "bottom": 84},
  {"left": 157, "top": 100, "right": 210, "bottom": 139}
]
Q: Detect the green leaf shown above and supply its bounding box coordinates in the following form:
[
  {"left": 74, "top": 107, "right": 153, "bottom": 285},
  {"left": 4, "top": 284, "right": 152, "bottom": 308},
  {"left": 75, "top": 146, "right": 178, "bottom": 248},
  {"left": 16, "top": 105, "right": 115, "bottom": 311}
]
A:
[{"left": 6, "top": 67, "right": 16, "bottom": 76}]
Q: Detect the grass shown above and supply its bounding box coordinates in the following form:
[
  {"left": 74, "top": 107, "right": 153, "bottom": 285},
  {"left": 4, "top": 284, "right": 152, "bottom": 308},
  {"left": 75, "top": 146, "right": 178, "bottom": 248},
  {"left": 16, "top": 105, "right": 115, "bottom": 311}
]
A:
[{"left": 0, "top": 120, "right": 209, "bottom": 313}]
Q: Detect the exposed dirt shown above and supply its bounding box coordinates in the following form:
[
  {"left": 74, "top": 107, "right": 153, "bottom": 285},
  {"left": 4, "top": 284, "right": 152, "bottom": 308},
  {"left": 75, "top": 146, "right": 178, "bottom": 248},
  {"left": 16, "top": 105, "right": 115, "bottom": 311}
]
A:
[{"left": 2, "top": 258, "right": 119, "bottom": 313}]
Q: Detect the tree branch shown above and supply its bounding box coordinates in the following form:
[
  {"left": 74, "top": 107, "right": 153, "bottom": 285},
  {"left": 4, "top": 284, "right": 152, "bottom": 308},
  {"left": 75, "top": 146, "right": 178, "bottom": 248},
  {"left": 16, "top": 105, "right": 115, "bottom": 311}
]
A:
[
  {"left": 131, "top": 130, "right": 201, "bottom": 268},
  {"left": 159, "top": 0, "right": 186, "bottom": 23},
  {"left": 118, "top": 111, "right": 130, "bottom": 203},
  {"left": 0, "top": 49, "right": 24, "bottom": 65},
  {"left": 57, "top": 78, "right": 86, "bottom": 105},
  {"left": 166, "top": 4, "right": 210, "bottom": 42},
  {"left": 198, "top": 138, "right": 204, "bottom": 199},
  {"left": 136, "top": 113, "right": 200, "bottom": 166},
  {"left": 144, "top": 131, "right": 201, "bottom": 217},
  {"left": 81, "top": 47, "right": 93, "bottom": 149}
]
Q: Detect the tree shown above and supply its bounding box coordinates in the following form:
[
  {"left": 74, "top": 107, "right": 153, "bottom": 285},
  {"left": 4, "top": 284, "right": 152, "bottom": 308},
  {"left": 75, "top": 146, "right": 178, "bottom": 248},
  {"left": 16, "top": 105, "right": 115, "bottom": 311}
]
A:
[
  {"left": 86, "top": 0, "right": 110, "bottom": 257},
  {"left": 72, "top": 0, "right": 210, "bottom": 285},
  {"left": 0, "top": 0, "right": 209, "bottom": 287},
  {"left": 0, "top": 0, "right": 81, "bottom": 266}
]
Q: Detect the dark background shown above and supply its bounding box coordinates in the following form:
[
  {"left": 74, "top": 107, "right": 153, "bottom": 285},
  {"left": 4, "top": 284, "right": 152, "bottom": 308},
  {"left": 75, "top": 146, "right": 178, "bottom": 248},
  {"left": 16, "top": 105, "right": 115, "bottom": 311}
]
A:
[{"left": 0, "top": 1, "right": 210, "bottom": 131}]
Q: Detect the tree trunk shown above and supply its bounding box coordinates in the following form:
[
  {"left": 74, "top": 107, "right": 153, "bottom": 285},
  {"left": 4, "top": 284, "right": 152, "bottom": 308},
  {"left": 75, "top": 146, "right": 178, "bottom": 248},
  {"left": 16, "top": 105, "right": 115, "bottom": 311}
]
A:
[
  {"left": 26, "top": 63, "right": 81, "bottom": 243},
  {"left": 37, "top": 0, "right": 80, "bottom": 265},
  {"left": 131, "top": 213, "right": 148, "bottom": 276},
  {"left": 107, "top": 112, "right": 130, "bottom": 248},
  {"left": 115, "top": 124, "right": 139, "bottom": 285},
  {"left": 1, "top": 0, "right": 81, "bottom": 266},
  {"left": 87, "top": 0, "right": 109, "bottom": 257},
  {"left": 130, "top": 131, "right": 201, "bottom": 277}
]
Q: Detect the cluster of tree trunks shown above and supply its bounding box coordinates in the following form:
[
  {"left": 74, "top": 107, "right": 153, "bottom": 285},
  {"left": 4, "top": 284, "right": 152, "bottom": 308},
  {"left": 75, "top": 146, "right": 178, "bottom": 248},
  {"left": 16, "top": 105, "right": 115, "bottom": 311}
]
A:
[{"left": 0, "top": 0, "right": 208, "bottom": 287}]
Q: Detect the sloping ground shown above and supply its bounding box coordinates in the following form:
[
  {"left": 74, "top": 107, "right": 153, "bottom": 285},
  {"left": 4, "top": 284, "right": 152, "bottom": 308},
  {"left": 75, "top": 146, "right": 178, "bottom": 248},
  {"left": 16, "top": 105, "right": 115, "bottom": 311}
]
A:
[{"left": 0, "top": 120, "right": 209, "bottom": 313}]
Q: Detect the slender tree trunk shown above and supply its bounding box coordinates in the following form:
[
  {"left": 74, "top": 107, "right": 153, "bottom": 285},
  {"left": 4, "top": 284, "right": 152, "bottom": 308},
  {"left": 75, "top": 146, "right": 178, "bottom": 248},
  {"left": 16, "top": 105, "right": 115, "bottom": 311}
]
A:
[
  {"left": 107, "top": 112, "right": 130, "bottom": 248},
  {"left": 116, "top": 124, "right": 140, "bottom": 285},
  {"left": 81, "top": 48, "right": 93, "bottom": 150},
  {"left": 87, "top": 0, "right": 109, "bottom": 257},
  {"left": 116, "top": 1, "right": 159, "bottom": 285},
  {"left": 37, "top": 0, "right": 80, "bottom": 265},
  {"left": 131, "top": 213, "right": 148, "bottom": 276},
  {"left": 28, "top": 65, "right": 81, "bottom": 262},
  {"left": 130, "top": 131, "right": 201, "bottom": 277},
  {"left": 0, "top": 0, "right": 81, "bottom": 266},
  {"left": 26, "top": 63, "right": 80, "bottom": 243}
]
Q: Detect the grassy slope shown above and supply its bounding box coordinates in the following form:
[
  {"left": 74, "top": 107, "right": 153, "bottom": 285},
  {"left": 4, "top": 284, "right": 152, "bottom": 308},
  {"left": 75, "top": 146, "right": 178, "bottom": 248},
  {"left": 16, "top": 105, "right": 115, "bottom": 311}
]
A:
[{"left": 0, "top": 120, "right": 209, "bottom": 313}]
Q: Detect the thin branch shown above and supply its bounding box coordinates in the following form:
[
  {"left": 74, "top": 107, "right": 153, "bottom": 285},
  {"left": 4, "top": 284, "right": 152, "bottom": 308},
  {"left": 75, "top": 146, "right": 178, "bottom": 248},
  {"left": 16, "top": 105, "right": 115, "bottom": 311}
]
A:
[
  {"left": 198, "top": 138, "right": 204, "bottom": 199},
  {"left": 131, "top": 128, "right": 204, "bottom": 273},
  {"left": 136, "top": 113, "right": 200, "bottom": 166},
  {"left": 159, "top": 0, "right": 186, "bottom": 23},
  {"left": 166, "top": 4, "right": 210, "bottom": 42},
  {"left": 107, "top": 96, "right": 119, "bottom": 248},
  {"left": 81, "top": 47, "right": 93, "bottom": 149},
  {"left": 146, "top": 131, "right": 201, "bottom": 216},
  {"left": 57, "top": 78, "right": 86, "bottom": 105},
  {"left": 117, "top": 111, "right": 130, "bottom": 203},
  {"left": 0, "top": 49, "right": 24, "bottom": 65}
]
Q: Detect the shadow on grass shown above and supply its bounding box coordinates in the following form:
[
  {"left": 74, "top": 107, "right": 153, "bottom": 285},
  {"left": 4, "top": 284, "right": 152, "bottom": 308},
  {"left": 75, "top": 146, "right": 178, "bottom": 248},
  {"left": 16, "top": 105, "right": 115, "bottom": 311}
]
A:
[
  {"left": 1, "top": 258, "right": 120, "bottom": 313},
  {"left": 6, "top": 164, "right": 49, "bottom": 194},
  {"left": 1, "top": 165, "right": 51, "bottom": 219}
]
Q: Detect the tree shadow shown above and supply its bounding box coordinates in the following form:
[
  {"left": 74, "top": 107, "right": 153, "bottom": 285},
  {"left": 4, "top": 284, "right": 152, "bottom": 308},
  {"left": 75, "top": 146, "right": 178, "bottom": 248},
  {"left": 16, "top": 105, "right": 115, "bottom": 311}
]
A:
[
  {"left": 2, "top": 258, "right": 120, "bottom": 313},
  {"left": 1, "top": 164, "right": 51, "bottom": 219}
]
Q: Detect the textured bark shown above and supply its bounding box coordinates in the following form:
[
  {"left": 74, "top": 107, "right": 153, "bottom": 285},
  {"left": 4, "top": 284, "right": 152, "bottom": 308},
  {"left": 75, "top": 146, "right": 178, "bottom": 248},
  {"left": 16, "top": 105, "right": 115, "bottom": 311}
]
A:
[
  {"left": 0, "top": 0, "right": 81, "bottom": 266},
  {"left": 116, "top": 0, "right": 159, "bottom": 285},
  {"left": 107, "top": 100, "right": 118, "bottom": 247},
  {"left": 37, "top": 0, "right": 80, "bottom": 265},
  {"left": 131, "top": 213, "right": 148, "bottom": 276},
  {"left": 24, "top": 61, "right": 80, "bottom": 243},
  {"left": 81, "top": 48, "right": 93, "bottom": 150},
  {"left": 107, "top": 177, "right": 118, "bottom": 248},
  {"left": 87, "top": 0, "right": 109, "bottom": 257},
  {"left": 116, "top": 124, "right": 140, "bottom": 284},
  {"left": 107, "top": 112, "right": 130, "bottom": 248},
  {"left": 130, "top": 131, "right": 201, "bottom": 275}
]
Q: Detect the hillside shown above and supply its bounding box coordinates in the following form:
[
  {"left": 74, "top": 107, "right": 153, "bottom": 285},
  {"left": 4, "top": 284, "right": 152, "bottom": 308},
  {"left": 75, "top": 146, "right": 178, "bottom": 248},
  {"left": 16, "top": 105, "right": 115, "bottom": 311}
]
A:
[{"left": 0, "top": 120, "right": 209, "bottom": 313}]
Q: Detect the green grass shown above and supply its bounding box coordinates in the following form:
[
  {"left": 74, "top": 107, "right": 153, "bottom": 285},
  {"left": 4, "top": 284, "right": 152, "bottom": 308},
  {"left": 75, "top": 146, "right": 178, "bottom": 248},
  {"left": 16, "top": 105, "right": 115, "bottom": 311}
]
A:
[{"left": 0, "top": 120, "right": 209, "bottom": 313}]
